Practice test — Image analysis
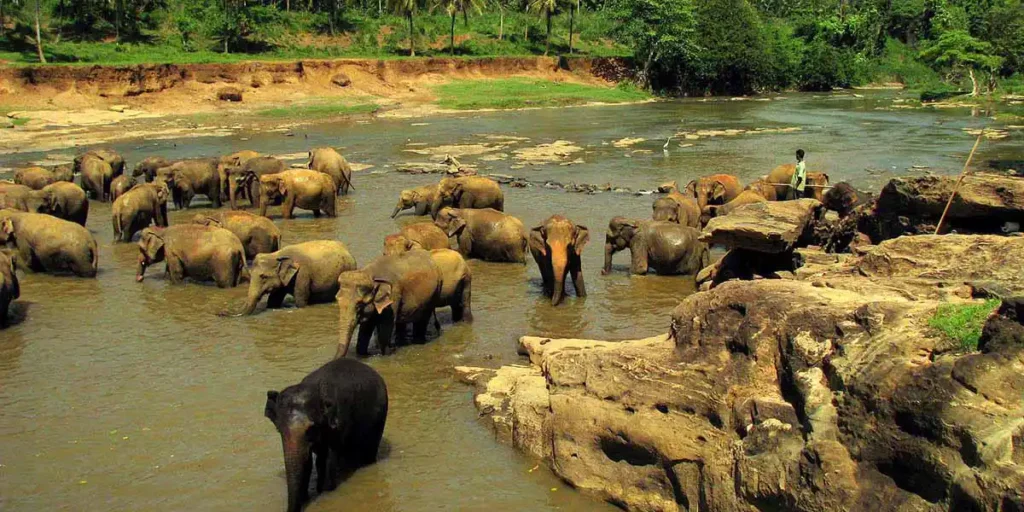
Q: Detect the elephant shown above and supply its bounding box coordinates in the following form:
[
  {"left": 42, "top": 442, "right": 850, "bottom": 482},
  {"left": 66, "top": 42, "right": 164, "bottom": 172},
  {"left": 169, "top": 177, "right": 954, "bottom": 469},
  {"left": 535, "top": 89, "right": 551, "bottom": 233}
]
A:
[
  {"left": 136, "top": 225, "right": 247, "bottom": 287},
  {"left": 74, "top": 149, "right": 125, "bottom": 179},
  {"left": 259, "top": 170, "right": 336, "bottom": 219},
  {"left": 336, "top": 250, "right": 443, "bottom": 357},
  {"left": 156, "top": 158, "right": 222, "bottom": 209},
  {"left": 79, "top": 154, "right": 114, "bottom": 202},
  {"left": 110, "top": 175, "right": 136, "bottom": 202},
  {"left": 0, "top": 210, "right": 99, "bottom": 277},
  {"left": 391, "top": 184, "right": 439, "bottom": 218},
  {"left": 218, "top": 150, "right": 260, "bottom": 202},
  {"left": 308, "top": 147, "right": 354, "bottom": 195},
  {"left": 49, "top": 164, "right": 74, "bottom": 183},
  {"left": 230, "top": 156, "right": 287, "bottom": 210},
  {"left": 822, "top": 182, "right": 871, "bottom": 218},
  {"left": 191, "top": 210, "right": 281, "bottom": 259},
  {"left": 380, "top": 245, "right": 473, "bottom": 323},
  {"left": 434, "top": 207, "right": 528, "bottom": 263},
  {"left": 0, "top": 183, "right": 34, "bottom": 212},
  {"left": 14, "top": 167, "right": 56, "bottom": 190},
  {"left": 0, "top": 251, "right": 19, "bottom": 328},
  {"left": 652, "top": 190, "right": 702, "bottom": 228},
  {"left": 35, "top": 181, "right": 89, "bottom": 226},
  {"left": 429, "top": 176, "right": 504, "bottom": 218},
  {"left": 112, "top": 183, "right": 169, "bottom": 242},
  {"left": 528, "top": 215, "right": 589, "bottom": 306},
  {"left": 684, "top": 174, "right": 743, "bottom": 212},
  {"left": 264, "top": 358, "right": 388, "bottom": 512},
  {"left": 232, "top": 240, "right": 356, "bottom": 316},
  {"left": 767, "top": 164, "right": 830, "bottom": 201},
  {"left": 706, "top": 189, "right": 768, "bottom": 219},
  {"left": 602, "top": 217, "right": 710, "bottom": 276},
  {"left": 382, "top": 222, "right": 449, "bottom": 255},
  {"left": 133, "top": 156, "right": 171, "bottom": 182}
]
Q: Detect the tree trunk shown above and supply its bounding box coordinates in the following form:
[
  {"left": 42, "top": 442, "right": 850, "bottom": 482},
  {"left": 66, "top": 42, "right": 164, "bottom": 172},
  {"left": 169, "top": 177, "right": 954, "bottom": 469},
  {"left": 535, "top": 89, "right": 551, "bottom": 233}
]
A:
[
  {"left": 115, "top": 0, "right": 121, "bottom": 42},
  {"left": 408, "top": 12, "right": 415, "bottom": 57},
  {"left": 544, "top": 9, "right": 551, "bottom": 56},
  {"left": 285, "top": 0, "right": 289, "bottom": 11},
  {"left": 968, "top": 68, "right": 978, "bottom": 96},
  {"left": 1, "top": 0, "right": 6, "bottom": 38},
  {"left": 450, "top": 12, "right": 456, "bottom": 55},
  {"left": 498, "top": 7, "right": 503, "bottom": 40},
  {"left": 34, "top": 0, "right": 46, "bottom": 63},
  {"left": 568, "top": 2, "right": 574, "bottom": 55},
  {"left": 462, "top": 8, "right": 468, "bottom": 27},
  {"left": 329, "top": 0, "right": 336, "bottom": 35}
]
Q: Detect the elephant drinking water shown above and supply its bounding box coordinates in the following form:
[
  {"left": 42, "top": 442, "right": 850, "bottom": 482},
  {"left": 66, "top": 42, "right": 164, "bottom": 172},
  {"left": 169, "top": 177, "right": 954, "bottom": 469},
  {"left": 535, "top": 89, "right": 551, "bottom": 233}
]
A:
[
  {"left": 232, "top": 240, "right": 357, "bottom": 316},
  {"left": 136, "top": 225, "right": 247, "bottom": 288},
  {"left": 602, "top": 217, "right": 710, "bottom": 276}
]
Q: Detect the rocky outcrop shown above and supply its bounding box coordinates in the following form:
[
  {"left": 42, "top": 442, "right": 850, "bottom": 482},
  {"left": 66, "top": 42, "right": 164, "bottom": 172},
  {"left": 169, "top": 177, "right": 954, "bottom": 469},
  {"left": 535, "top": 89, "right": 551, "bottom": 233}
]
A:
[
  {"left": 700, "top": 199, "right": 823, "bottom": 253},
  {"left": 458, "top": 234, "right": 1024, "bottom": 512}
]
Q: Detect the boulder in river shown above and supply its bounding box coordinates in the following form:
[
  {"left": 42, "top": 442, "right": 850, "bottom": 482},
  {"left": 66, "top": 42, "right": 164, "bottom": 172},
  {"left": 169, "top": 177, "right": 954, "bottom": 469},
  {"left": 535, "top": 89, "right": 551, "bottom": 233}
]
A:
[
  {"left": 700, "top": 198, "right": 822, "bottom": 253},
  {"left": 458, "top": 234, "right": 1024, "bottom": 511},
  {"left": 874, "top": 174, "right": 1024, "bottom": 235}
]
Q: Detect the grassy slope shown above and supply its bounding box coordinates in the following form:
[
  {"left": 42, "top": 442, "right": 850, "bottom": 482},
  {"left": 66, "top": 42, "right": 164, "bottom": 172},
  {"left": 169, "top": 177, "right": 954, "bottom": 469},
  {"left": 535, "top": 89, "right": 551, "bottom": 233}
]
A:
[
  {"left": 928, "top": 299, "right": 1000, "bottom": 351},
  {"left": 433, "top": 79, "right": 650, "bottom": 109}
]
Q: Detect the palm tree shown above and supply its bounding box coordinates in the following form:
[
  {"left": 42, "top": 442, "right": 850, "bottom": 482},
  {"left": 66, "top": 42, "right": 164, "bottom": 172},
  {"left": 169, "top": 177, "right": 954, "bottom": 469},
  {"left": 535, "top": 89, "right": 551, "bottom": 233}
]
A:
[
  {"left": 389, "top": 0, "right": 424, "bottom": 56},
  {"left": 527, "top": 0, "right": 556, "bottom": 56},
  {"left": 435, "top": 0, "right": 482, "bottom": 55}
]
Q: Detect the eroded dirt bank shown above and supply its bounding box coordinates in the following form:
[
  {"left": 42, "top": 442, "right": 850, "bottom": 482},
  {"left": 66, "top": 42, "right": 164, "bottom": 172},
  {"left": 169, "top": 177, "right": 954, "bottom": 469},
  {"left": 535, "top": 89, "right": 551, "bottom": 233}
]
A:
[
  {"left": 0, "top": 56, "right": 632, "bottom": 153},
  {"left": 458, "top": 233, "right": 1024, "bottom": 511}
]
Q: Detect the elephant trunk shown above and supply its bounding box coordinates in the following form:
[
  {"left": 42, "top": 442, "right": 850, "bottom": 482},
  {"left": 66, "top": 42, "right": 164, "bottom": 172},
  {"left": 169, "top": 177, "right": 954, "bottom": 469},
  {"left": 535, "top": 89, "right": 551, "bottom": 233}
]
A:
[
  {"left": 337, "top": 307, "right": 359, "bottom": 358},
  {"left": 602, "top": 242, "right": 614, "bottom": 275},
  {"left": 236, "top": 281, "right": 266, "bottom": 316},
  {"left": 136, "top": 255, "right": 148, "bottom": 282},
  {"left": 390, "top": 203, "right": 403, "bottom": 219},
  {"left": 259, "top": 191, "right": 270, "bottom": 218},
  {"left": 282, "top": 431, "right": 312, "bottom": 512},
  {"left": 549, "top": 242, "right": 569, "bottom": 306},
  {"left": 429, "top": 196, "right": 443, "bottom": 219}
]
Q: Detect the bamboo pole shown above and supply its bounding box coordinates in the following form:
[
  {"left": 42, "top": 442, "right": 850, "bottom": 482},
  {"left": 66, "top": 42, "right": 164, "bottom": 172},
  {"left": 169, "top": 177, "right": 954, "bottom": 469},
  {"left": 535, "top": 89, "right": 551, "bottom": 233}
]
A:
[{"left": 934, "top": 131, "right": 985, "bottom": 235}]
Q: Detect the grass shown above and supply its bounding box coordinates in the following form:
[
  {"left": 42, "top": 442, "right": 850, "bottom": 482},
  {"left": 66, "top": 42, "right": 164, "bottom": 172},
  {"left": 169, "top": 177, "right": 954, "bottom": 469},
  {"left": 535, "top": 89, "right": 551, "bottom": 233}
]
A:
[
  {"left": 254, "top": 101, "right": 379, "bottom": 119},
  {"left": 433, "top": 79, "right": 650, "bottom": 110},
  {"left": 11, "top": 117, "right": 29, "bottom": 126},
  {"left": 928, "top": 299, "right": 1000, "bottom": 352}
]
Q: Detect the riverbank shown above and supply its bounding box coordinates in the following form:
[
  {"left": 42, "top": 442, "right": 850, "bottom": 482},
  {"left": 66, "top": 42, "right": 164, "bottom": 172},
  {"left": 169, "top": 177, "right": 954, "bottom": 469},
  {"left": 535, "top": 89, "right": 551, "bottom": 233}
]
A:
[{"left": 0, "top": 56, "right": 639, "bottom": 153}]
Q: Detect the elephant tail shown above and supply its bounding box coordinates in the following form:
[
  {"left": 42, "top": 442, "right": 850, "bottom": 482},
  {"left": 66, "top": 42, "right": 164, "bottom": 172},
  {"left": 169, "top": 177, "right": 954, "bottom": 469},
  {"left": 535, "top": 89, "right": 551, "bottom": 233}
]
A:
[
  {"left": 236, "top": 251, "right": 250, "bottom": 284},
  {"left": 519, "top": 236, "right": 528, "bottom": 264},
  {"left": 112, "top": 211, "right": 121, "bottom": 241},
  {"left": 88, "top": 240, "right": 99, "bottom": 275}
]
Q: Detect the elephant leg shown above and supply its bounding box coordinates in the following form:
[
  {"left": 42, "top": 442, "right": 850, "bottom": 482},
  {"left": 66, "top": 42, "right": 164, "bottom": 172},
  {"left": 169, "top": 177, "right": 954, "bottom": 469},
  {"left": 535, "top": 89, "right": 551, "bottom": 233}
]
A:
[
  {"left": 457, "top": 236, "right": 473, "bottom": 258},
  {"left": 393, "top": 322, "right": 409, "bottom": 345},
  {"left": 314, "top": 443, "right": 330, "bottom": 494},
  {"left": 570, "top": 261, "right": 587, "bottom": 298},
  {"left": 312, "top": 208, "right": 321, "bottom": 218},
  {"left": 324, "top": 195, "right": 336, "bottom": 217},
  {"left": 414, "top": 203, "right": 427, "bottom": 216},
  {"left": 282, "top": 195, "right": 296, "bottom": 220},
  {"left": 412, "top": 314, "right": 430, "bottom": 342},
  {"left": 453, "top": 280, "right": 472, "bottom": 322},
  {"left": 356, "top": 322, "right": 374, "bottom": 356},
  {"left": 166, "top": 258, "right": 186, "bottom": 284},
  {"left": 292, "top": 273, "right": 312, "bottom": 308},
  {"left": 375, "top": 309, "right": 396, "bottom": 355},
  {"left": 267, "top": 289, "right": 287, "bottom": 309}
]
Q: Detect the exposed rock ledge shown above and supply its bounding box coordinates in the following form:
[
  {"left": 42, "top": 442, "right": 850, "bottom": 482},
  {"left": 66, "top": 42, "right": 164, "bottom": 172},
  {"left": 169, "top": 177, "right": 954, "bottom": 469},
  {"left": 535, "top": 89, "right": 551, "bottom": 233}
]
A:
[{"left": 456, "top": 234, "right": 1024, "bottom": 512}]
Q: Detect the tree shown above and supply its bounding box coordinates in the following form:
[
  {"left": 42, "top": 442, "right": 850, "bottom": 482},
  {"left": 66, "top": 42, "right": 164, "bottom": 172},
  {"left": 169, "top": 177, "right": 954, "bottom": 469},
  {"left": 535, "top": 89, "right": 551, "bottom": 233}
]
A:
[
  {"left": 919, "top": 29, "right": 1003, "bottom": 95},
  {"left": 33, "top": 0, "right": 45, "bottom": 63},
  {"left": 611, "top": 0, "right": 697, "bottom": 87},
  {"left": 435, "top": 0, "right": 482, "bottom": 55},
  {"left": 567, "top": 0, "right": 577, "bottom": 54},
  {"left": 528, "top": 0, "right": 557, "bottom": 55},
  {"left": 390, "top": 0, "right": 424, "bottom": 55}
]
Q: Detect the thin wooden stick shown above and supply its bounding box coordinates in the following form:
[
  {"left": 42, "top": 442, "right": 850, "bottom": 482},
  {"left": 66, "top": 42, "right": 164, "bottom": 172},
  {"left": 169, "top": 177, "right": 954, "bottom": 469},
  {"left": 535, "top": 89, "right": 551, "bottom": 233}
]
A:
[{"left": 935, "top": 131, "right": 985, "bottom": 235}]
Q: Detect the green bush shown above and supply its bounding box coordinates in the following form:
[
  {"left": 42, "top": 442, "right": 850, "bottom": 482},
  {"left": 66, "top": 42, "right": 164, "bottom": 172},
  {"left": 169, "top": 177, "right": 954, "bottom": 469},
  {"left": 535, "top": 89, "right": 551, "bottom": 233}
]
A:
[{"left": 928, "top": 299, "right": 1000, "bottom": 352}]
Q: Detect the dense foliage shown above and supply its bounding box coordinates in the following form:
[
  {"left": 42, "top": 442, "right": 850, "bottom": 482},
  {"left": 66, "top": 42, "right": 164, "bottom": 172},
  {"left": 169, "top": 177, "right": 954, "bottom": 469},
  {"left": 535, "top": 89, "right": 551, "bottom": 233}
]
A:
[{"left": 0, "top": 0, "right": 1020, "bottom": 95}]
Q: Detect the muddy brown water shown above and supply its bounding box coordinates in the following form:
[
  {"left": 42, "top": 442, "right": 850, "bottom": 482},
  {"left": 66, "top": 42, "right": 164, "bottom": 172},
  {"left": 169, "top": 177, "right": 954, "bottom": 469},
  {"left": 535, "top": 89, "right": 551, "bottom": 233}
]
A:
[{"left": 0, "top": 91, "right": 1018, "bottom": 511}]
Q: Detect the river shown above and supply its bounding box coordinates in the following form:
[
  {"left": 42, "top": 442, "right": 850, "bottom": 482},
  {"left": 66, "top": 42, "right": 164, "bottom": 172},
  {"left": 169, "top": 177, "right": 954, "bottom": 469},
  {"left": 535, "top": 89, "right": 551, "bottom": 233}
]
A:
[{"left": 0, "top": 91, "right": 1017, "bottom": 511}]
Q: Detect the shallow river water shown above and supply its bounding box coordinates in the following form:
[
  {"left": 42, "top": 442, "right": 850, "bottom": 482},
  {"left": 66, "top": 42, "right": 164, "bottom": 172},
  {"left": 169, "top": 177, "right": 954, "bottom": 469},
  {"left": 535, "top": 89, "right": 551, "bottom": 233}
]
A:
[{"left": 0, "top": 91, "right": 1018, "bottom": 511}]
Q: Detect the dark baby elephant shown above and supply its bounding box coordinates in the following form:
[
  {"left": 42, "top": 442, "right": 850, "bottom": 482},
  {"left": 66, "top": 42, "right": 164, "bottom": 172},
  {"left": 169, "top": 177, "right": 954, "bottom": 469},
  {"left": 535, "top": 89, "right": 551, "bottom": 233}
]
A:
[
  {"left": 529, "top": 215, "right": 589, "bottom": 306},
  {"left": 233, "top": 240, "right": 357, "bottom": 316},
  {"left": 822, "top": 182, "right": 871, "bottom": 218},
  {"left": 136, "top": 225, "right": 247, "bottom": 288},
  {"left": 0, "top": 210, "right": 99, "bottom": 277},
  {"left": 336, "top": 250, "right": 443, "bottom": 358},
  {"left": 265, "top": 358, "right": 388, "bottom": 512},
  {"left": 602, "top": 217, "right": 710, "bottom": 276}
]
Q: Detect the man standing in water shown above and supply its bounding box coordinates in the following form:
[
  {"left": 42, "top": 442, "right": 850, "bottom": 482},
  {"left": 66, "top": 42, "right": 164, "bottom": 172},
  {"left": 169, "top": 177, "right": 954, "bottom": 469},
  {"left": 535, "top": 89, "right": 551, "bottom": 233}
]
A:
[{"left": 787, "top": 149, "right": 806, "bottom": 200}]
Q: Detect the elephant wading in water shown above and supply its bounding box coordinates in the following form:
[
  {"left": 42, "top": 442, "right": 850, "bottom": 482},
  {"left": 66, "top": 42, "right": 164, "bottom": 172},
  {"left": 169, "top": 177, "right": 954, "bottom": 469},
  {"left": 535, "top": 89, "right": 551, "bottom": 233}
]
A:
[
  {"left": 0, "top": 210, "right": 99, "bottom": 277},
  {"left": 308, "top": 147, "right": 354, "bottom": 195},
  {"left": 259, "top": 170, "right": 337, "bottom": 219},
  {"left": 602, "top": 217, "right": 709, "bottom": 276},
  {"left": 133, "top": 156, "right": 172, "bottom": 182},
  {"left": 767, "top": 164, "right": 830, "bottom": 201},
  {"left": 0, "top": 183, "right": 35, "bottom": 212},
  {"left": 230, "top": 156, "right": 285, "bottom": 210},
  {"left": 112, "top": 183, "right": 169, "bottom": 243},
  {"left": 192, "top": 210, "right": 281, "bottom": 259},
  {"left": 136, "top": 225, "right": 247, "bottom": 288},
  {"left": 429, "top": 176, "right": 504, "bottom": 218},
  {"left": 264, "top": 358, "right": 388, "bottom": 512},
  {"left": 529, "top": 215, "right": 589, "bottom": 305},
  {"left": 74, "top": 148, "right": 125, "bottom": 178},
  {"left": 14, "top": 167, "right": 56, "bottom": 190},
  {"left": 231, "top": 240, "right": 356, "bottom": 315},
  {"left": 434, "top": 207, "right": 528, "bottom": 263},
  {"left": 157, "top": 158, "right": 222, "bottom": 209},
  {"left": 110, "top": 175, "right": 136, "bottom": 202},
  {"left": 382, "top": 222, "right": 449, "bottom": 255},
  {"left": 336, "top": 250, "right": 443, "bottom": 357},
  {"left": 0, "top": 251, "right": 19, "bottom": 327},
  {"left": 380, "top": 244, "right": 473, "bottom": 324},
  {"left": 391, "top": 184, "right": 438, "bottom": 218},
  {"left": 79, "top": 154, "right": 114, "bottom": 202},
  {"left": 652, "top": 185, "right": 702, "bottom": 228},
  {"left": 684, "top": 174, "right": 743, "bottom": 212},
  {"left": 706, "top": 189, "right": 768, "bottom": 219},
  {"left": 35, "top": 181, "right": 89, "bottom": 226}
]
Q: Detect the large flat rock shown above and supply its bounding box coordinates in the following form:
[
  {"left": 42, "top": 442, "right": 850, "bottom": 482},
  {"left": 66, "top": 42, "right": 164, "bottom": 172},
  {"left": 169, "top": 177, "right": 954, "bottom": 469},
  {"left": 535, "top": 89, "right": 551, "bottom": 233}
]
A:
[
  {"left": 700, "top": 198, "right": 822, "bottom": 253},
  {"left": 877, "top": 174, "right": 1024, "bottom": 226}
]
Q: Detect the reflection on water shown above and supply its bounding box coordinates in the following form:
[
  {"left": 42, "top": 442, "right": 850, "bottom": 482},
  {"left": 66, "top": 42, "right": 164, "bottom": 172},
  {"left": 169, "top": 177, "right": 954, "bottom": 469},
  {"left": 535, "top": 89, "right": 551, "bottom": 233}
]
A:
[{"left": 0, "top": 91, "right": 1020, "bottom": 511}]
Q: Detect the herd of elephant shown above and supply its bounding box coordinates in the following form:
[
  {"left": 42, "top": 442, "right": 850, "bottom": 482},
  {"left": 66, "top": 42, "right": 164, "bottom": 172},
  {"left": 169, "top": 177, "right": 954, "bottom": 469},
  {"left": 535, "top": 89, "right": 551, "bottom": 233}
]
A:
[{"left": 0, "top": 144, "right": 855, "bottom": 512}]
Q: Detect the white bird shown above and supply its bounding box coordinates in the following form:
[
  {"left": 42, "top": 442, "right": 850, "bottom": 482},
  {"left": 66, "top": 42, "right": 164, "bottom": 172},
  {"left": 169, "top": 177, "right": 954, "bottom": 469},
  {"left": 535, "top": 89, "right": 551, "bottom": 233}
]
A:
[{"left": 663, "top": 136, "right": 672, "bottom": 150}]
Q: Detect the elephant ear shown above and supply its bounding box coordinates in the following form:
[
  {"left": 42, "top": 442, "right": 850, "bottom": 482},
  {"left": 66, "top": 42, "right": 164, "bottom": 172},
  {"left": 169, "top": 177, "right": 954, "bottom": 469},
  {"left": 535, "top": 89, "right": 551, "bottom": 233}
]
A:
[
  {"left": 573, "top": 225, "right": 590, "bottom": 255},
  {"left": 372, "top": 279, "right": 394, "bottom": 315},
  {"left": 405, "top": 238, "right": 422, "bottom": 251},
  {"left": 683, "top": 180, "right": 698, "bottom": 197},
  {"left": 0, "top": 218, "right": 14, "bottom": 237},
  {"left": 319, "top": 381, "right": 341, "bottom": 430},
  {"left": 528, "top": 226, "right": 547, "bottom": 256},
  {"left": 710, "top": 182, "right": 727, "bottom": 203},
  {"left": 450, "top": 183, "right": 464, "bottom": 203},
  {"left": 264, "top": 390, "right": 279, "bottom": 422},
  {"left": 276, "top": 257, "right": 300, "bottom": 285},
  {"left": 444, "top": 214, "right": 467, "bottom": 238}
]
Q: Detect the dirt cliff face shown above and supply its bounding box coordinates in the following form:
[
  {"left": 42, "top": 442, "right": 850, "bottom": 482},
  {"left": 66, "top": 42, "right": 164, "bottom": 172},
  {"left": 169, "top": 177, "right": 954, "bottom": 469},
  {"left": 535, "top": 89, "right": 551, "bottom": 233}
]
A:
[{"left": 458, "top": 234, "right": 1024, "bottom": 512}]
